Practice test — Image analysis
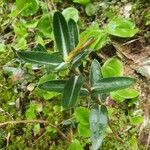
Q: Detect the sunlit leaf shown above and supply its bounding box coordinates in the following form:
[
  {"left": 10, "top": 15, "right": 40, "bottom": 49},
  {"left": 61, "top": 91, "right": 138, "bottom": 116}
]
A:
[
  {"left": 62, "top": 7, "right": 79, "bottom": 22},
  {"left": 67, "top": 139, "right": 83, "bottom": 150},
  {"left": 75, "top": 107, "right": 90, "bottom": 125},
  {"left": 90, "top": 105, "right": 108, "bottom": 150},
  {"left": 37, "top": 14, "right": 52, "bottom": 38},
  {"left": 0, "top": 43, "right": 6, "bottom": 54},
  {"left": 78, "top": 123, "right": 90, "bottom": 137},
  {"left": 129, "top": 116, "right": 143, "bottom": 125},
  {"left": 80, "top": 25, "right": 109, "bottom": 51},
  {"left": 73, "top": 0, "right": 90, "bottom": 5},
  {"left": 91, "top": 77, "right": 136, "bottom": 94},
  {"left": 85, "top": 3, "right": 97, "bottom": 16},
  {"left": 62, "top": 76, "right": 84, "bottom": 109},
  {"left": 111, "top": 88, "right": 139, "bottom": 102},
  {"left": 102, "top": 57, "right": 123, "bottom": 77},
  {"left": 16, "top": 0, "right": 39, "bottom": 16},
  {"left": 105, "top": 17, "right": 138, "bottom": 37}
]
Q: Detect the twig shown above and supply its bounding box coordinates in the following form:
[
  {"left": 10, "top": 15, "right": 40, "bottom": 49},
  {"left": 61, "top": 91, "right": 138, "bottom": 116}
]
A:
[
  {"left": 121, "top": 37, "right": 144, "bottom": 46},
  {"left": 108, "top": 120, "right": 124, "bottom": 144},
  {"left": 0, "top": 120, "right": 70, "bottom": 142},
  {"left": 0, "top": 120, "right": 48, "bottom": 127},
  {"left": 70, "top": 109, "right": 73, "bottom": 141},
  {"left": 33, "top": 131, "right": 47, "bottom": 144}
]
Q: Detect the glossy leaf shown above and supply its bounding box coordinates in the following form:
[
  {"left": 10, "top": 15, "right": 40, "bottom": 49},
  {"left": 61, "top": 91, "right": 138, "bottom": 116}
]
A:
[
  {"left": 72, "top": 49, "right": 90, "bottom": 68},
  {"left": 90, "top": 59, "right": 102, "bottom": 87},
  {"left": 105, "top": 17, "right": 138, "bottom": 37},
  {"left": 33, "top": 44, "right": 47, "bottom": 52},
  {"left": 15, "top": 50, "right": 63, "bottom": 66},
  {"left": 75, "top": 107, "right": 90, "bottom": 125},
  {"left": 62, "top": 7, "right": 79, "bottom": 22},
  {"left": 39, "top": 80, "right": 88, "bottom": 96},
  {"left": 80, "top": 88, "right": 89, "bottom": 96},
  {"left": 90, "top": 59, "right": 108, "bottom": 102},
  {"left": 90, "top": 105, "right": 108, "bottom": 150},
  {"left": 53, "top": 11, "right": 71, "bottom": 59},
  {"left": 102, "top": 57, "right": 123, "bottom": 77},
  {"left": 62, "top": 76, "right": 84, "bottom": 109},
  {"left": 111, "top": 88, "right": 139, "bottom": 102},
  {"left": 68, "top": 19, "right": 79, "bottom": 50},
  {"left": 39, "top": 80, "right": 66, "bottom": 93},
  {"left": 55, "top": 62, "right": 69, "bottom": 71},
  {"left": 91, "top": 77, "right": 136, "bottom": 94},
  {"left": 67, "top": 139, "right": 83, "bottom": 150}
]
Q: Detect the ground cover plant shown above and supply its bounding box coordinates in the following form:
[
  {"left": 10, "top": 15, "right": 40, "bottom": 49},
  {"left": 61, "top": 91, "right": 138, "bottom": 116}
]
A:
[{"left": 0, "top": 0, "right": 149, "bottom": 149}]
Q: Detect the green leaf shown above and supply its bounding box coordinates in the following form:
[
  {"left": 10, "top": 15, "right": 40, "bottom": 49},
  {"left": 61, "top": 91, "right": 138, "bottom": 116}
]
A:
[
  {"left": 111, "top": 88, "right": 139, "bottom": 102},
  {"left": 53, "top": 11, "right": 71, "bottom": 59},
  {"left": 15, "top": 50, "right": 63, "bottom": 66},
  {"left": 33, "top": 44, "right": 47, "bottom": 52},
  {"left": 37, "top": 14, "right": 52, "bottom": 38},
  {"left": 91, "top": 77, "right": 136, "bottom": 94},
  {"left": 75, "top": 107, "right": 90, "bottom": 125},
  {"left": 39, "top": 80, "right": 88, "bottom": 96},
  {"left": 62, "top": 76, "right": 84, "bottom": 109},
  {"left": 80, "top": 25, "right": 109, "bottom": 51},
  {"left": 25, "top": 104, "right": 37, "bottom": 119},
  {"left": 105, "top": 17, "right": 138, "bottom": 37},
  {"left": 0, "top": 43, "right": 6, "bottom": 54},
  {"left": 13, "top": 22, "right": 28, "bottom": 38},
  {"left": 39, "top": 80, "right": 66, "bottom": 93},
  {"left": 80, "top": 88, "right": 89, "bottom": 96},
  {"left": 129, "top": 116, "right": 143, "bottom": 125},
  {"left": 36, "top": 74, "right": 60, "bottom": 100},
  {"left": 90, "top": 59, "right": 108, "bottom": 102},
  {"left": 73, "top": 0, "right": 90, "bottom": 5},
  {"left": 90, "top": 59, "right": 103, "bottom": 87},
  {"left": 67, "top": 139, "right": 83, "bottom": 150},
  {"left": 62, "top": 7, "right": 79, "bottom": 22},
  {"left": 102, "top": 57, "right": 123, "bottom": 78},
  {"left": 90, "top": 105, "right": 108, "bottom": 150},
  {"left": 16, "top": 0, "right": 39, "bottom": 16},
  {"left": 85, "top": 3, "right": 97, "bottom": 16},
  {"left": 78, "top": 124, "right": 90, "bottom": 137},
  {"left": 33, "top": 124, "right": 40, "bottom": 135},
  {"left": 72, "top": 49, "right": 90, "bottom": 68},
  {"left": 68, "top": 19, "right": 79, "bottom": 50}
]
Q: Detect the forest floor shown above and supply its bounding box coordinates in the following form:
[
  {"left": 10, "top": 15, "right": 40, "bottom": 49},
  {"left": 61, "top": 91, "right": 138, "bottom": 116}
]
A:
[{"left": 0, "top": 0, "right": 150, "bottom": 149}]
